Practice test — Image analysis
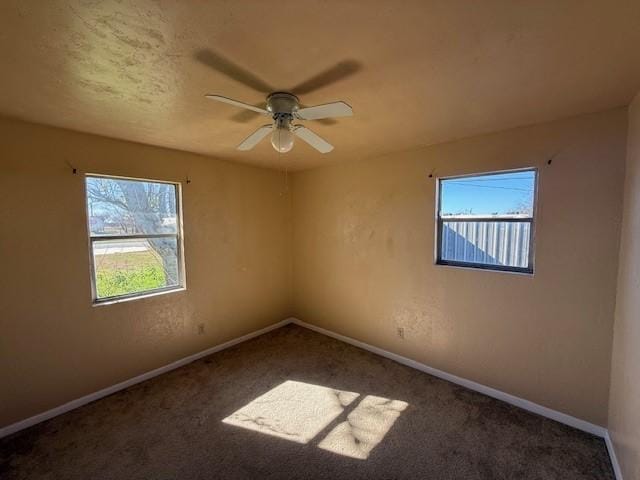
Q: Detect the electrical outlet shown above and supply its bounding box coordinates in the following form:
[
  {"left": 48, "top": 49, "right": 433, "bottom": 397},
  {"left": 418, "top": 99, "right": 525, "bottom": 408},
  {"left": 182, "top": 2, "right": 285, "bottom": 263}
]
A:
[
  {"left": 198, "top": 323, "right": 205, "bottom": 335},
  {"left": 397, "top": 327, "right": 405, "bottom": 339}
]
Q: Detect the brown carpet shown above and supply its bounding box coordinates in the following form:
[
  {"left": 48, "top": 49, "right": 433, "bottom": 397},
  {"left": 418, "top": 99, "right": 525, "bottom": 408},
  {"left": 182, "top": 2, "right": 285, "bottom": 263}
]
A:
[{"left": 0, "top": 324, "right": 614, "bottom": 479}]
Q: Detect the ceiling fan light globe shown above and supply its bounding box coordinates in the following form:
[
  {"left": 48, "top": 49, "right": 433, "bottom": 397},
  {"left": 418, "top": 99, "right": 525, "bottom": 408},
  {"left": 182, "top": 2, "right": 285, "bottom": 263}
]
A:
[{"left": 271, "top": 127, "right": 294, "bottom": 153}]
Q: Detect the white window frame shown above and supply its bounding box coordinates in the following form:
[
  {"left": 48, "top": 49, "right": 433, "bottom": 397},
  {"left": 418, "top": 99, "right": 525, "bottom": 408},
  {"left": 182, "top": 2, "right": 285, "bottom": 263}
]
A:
[
  {"left": 435, "top": 167, "right": 538, "bottom": 274},
  {"left": 85, "top": 174, "right": 186, "bottom": 305}
]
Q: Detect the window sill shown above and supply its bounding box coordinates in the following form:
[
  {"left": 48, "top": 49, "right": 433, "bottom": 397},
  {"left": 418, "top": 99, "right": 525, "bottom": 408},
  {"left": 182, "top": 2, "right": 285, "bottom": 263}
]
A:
[
  {"left": 435, "top": 261, "right": 534, "bottom": 276},
  {"left": 92, "top": 286, "right": 186, "bottom": 307}
]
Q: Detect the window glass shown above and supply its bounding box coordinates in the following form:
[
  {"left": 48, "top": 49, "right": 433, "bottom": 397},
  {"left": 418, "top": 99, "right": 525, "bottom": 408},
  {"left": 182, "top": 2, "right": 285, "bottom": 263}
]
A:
[
  {"left": 86, "top": 176, "right": 178, "bottom": 236},
  {"left": 440, "top": 170, "right": 535, "bottom": 217},
  {"left": 85, "top": 175, "right": 184, "bottom": 302},
  {"left": 437, "top": 169, "right": 537, "bottom": 273},
  {"left": 92, "top": 238, "right": 180, "bottom": 299}
]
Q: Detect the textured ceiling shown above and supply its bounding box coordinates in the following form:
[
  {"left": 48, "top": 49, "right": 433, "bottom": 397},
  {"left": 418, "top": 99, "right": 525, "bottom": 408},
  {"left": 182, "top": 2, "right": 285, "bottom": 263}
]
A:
[{"left": 1, "top": 1, "right": 640, "bottom": 171}]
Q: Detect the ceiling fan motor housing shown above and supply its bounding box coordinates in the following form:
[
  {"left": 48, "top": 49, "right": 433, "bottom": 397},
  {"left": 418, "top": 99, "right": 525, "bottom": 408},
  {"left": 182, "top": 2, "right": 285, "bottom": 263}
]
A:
[
  {"left": 267, "top": 92, "right": 299, "bottom": 116},
  {"left": 268, "top": 92, "right": 299, "bottom": 135}
]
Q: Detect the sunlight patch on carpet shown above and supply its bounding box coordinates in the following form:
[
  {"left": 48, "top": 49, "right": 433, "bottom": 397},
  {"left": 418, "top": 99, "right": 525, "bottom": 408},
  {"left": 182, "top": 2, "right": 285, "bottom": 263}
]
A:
[
  {"left": 222, "top": 380, "right": 359, "bottom": 444},
  {"left": 318, "top": 395, "right": 408, "bottom": 459},
  {"left": 223, "top": 381, "right": 408, "bottom": 459}
]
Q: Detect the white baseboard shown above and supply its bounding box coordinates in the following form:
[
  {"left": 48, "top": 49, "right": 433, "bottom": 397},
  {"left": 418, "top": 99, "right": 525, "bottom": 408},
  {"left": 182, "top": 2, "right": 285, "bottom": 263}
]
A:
[
  {"left": 1, "top": 316, "right": 623, "bottom": 480},
  {"left": 290, "top": 318, "right": 626, "bottom": 479},
  {"left": 290, "top": 318, "right": 607, "bottom": 438},
  {"left": 0, "top": 318, "right": 294, "bottom": 439},
  {"left": 605, "top": 431, "right": 624, "bottom": 480}
]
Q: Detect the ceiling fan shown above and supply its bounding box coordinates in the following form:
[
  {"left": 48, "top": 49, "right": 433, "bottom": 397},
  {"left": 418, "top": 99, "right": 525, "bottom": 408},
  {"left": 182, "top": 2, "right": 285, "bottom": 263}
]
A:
[
  {"left": 196, "top": 49, "right": 360, "bottom": 154},
  {"left": 205, "top": 93, "right": 352, "bottom": 153}
]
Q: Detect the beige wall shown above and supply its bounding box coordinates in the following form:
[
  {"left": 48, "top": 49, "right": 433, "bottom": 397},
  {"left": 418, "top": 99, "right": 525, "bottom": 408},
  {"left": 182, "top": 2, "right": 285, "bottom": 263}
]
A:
[
  {"left": 292, "top": 109, "right": 627, "bottom": 426},
  {"left": 0, "top": 107, "right": 630, "bottom": 432},
  {"left": 609, "top": 94, "right": 640, "bottom": 478},
  {"left": 0, "top": 117, "right": 292, "bottom": 427}
]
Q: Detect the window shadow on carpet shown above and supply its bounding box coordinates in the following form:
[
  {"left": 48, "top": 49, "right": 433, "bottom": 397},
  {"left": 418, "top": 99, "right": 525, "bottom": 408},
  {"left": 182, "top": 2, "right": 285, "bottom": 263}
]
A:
[{"left": 222, "top": 380, "right": 408, "bottom": 459}]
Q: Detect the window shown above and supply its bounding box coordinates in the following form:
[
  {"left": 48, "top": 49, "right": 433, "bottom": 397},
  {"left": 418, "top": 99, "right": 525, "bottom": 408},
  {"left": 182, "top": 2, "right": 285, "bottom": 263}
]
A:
[
  {"left": 85, "top": 175, "right": 185, "bottom": 303},
  {"left": 436, "top": 168, "right": 537, "bottom": 274}
]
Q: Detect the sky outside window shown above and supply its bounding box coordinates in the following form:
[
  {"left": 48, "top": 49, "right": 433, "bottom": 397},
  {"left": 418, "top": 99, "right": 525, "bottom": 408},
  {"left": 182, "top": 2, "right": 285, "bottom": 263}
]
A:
[{"left": 440, "top": 170, "right": 536, "bottom": 217}]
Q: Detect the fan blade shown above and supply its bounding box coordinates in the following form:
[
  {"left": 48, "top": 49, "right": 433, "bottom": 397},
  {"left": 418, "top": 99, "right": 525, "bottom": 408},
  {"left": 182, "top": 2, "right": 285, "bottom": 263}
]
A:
[
  {"left": 289, "top": 60, "right": 362, "bottom": 95},
  {"left": 205, "top": 95, "right": 270, "bottom": 115},
  {"left": 296, "top": 101, "right": 353, "bottom": 120},
  {"left": 237, "top": 125, "right": 273, "bottom": 151},
  {"left": 293, "top": 126, "right": 334, "bottom": 153},
  {"left": 231, "top": 102, "right": 268, "bottom": 123},
  {"left": 195, "top": 49, "right": 273, "bottom": 94},
  {"left": 299, "top": 104, "right": 337, "bottom": 125}
]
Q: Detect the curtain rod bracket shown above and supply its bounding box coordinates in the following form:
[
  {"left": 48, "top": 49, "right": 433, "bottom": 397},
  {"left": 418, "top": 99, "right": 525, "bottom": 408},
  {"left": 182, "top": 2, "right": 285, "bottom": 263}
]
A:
[
  {"left": 547, "top": 152, "right": 559, "bottom": 166},
  {"left": 66, "top": 161, "right": 78, "bottom": 175}
]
